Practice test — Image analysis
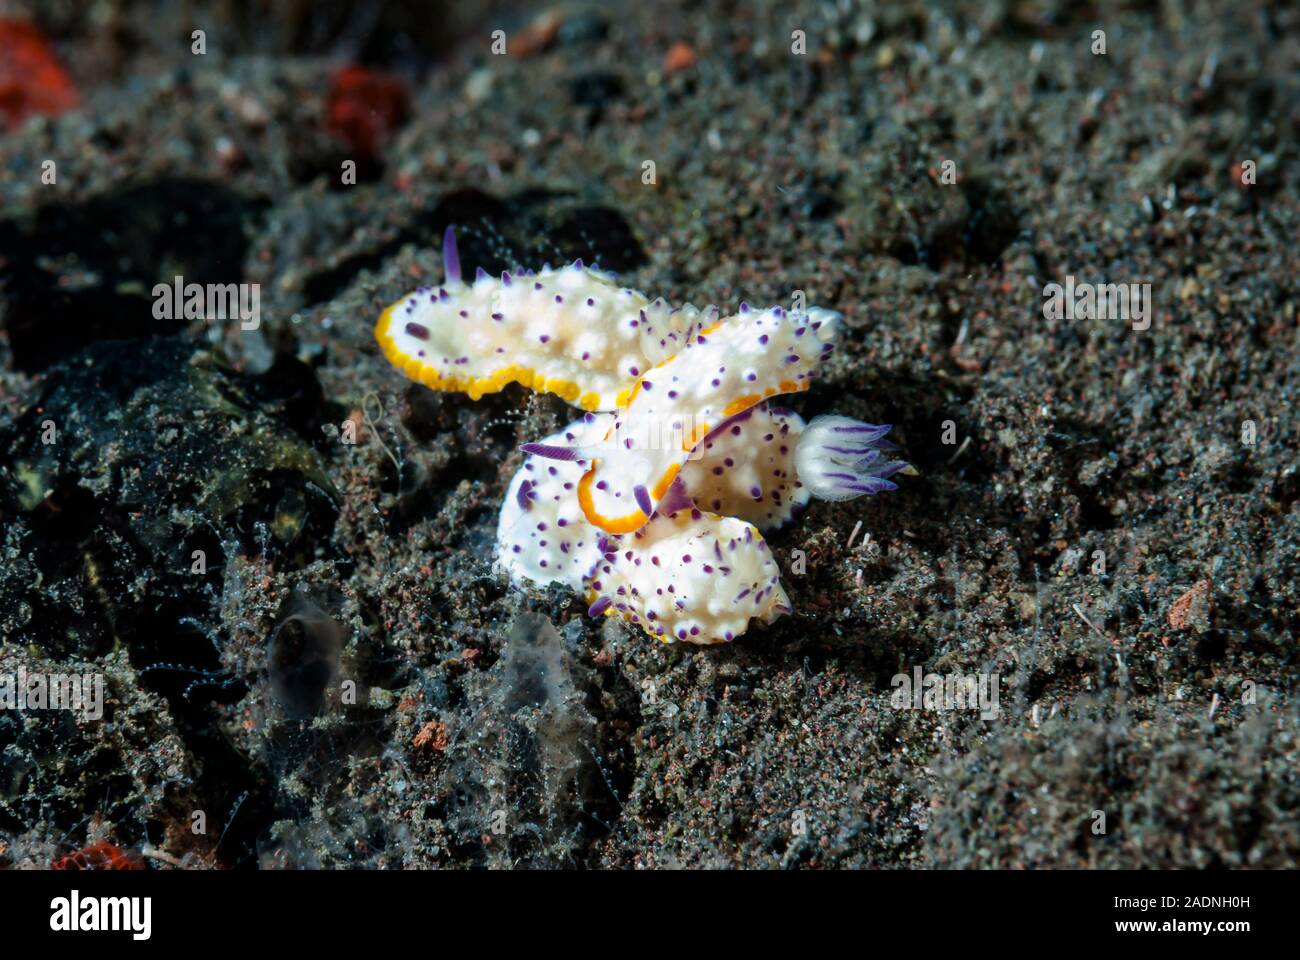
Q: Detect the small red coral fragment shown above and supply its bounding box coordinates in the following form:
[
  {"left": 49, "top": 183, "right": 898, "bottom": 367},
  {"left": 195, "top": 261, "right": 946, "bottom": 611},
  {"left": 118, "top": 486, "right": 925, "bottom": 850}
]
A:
[
  {"left": 0, "top": 19, "right": 80, "bottom": 132},
  {"left": 51, "top": 841, "right": 145, "bottom": 871},
  {"left": 325, "top": 65, "right": 411, "bottom": 163}
]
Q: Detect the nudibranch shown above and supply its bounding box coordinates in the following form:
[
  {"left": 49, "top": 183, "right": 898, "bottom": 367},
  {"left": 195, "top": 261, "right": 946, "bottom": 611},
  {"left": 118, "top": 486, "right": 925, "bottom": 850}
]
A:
[
  {"left": 567, "top": 304, "right": 840, "bottom": 533},
  {"left": 495, "top": 413, "right": 800, "bottom": 643},
  {"left": 497, "top": 416, "right": 606, "bottom": 589},
  {"left": 378, "top": 227, "right": 911, "bottom": 644},
  {"left": 589, "top": 497, "right": 792, "bottom": 643},
  {"left": 375, "top": 227, "right": 707, "bottom": 410}
]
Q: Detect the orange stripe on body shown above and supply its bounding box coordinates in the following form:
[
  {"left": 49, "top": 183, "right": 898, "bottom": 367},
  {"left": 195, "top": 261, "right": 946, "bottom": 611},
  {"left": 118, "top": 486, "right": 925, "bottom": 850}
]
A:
[
  {"left": 723, "top": 395, "right": 761, "bottom": 417},
  {"left": 578, "top": 463, "right": 648, "bottom": 534},
  {"left": 578, "top": 460, "right": 683, "bottom": 533},
  {"left": 682, "top": 421, "right": 711, "bottom": 451},
  {"left": 651, "top": 463, "right": 681, "bottom": 499}
]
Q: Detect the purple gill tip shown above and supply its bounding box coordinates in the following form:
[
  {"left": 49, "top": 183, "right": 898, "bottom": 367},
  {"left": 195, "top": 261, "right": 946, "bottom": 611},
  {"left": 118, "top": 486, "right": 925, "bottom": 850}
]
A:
[
  {"left": 633, "top": 484, "right": 653, "bottom": 515},
  {"left": 832, "top": 423, "right": 892, "bottom": 439}
]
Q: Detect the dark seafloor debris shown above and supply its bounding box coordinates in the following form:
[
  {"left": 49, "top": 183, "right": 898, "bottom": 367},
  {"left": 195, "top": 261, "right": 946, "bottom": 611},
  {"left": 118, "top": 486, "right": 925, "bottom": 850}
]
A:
[{"left": 0, "top": 0, "right": 1296, "bottom": 869}]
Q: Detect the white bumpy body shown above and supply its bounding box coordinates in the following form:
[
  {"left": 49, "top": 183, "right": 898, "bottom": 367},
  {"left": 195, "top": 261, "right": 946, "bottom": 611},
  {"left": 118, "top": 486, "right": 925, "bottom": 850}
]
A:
[{"left": 379, "top": 228, "right": 908, "bottom": 644}]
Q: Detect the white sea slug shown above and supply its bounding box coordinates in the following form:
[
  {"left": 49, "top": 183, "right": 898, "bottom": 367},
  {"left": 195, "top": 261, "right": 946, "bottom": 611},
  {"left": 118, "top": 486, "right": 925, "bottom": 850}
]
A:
[
  {"left": 585, "top": 488, "right": 791, "bottom": 644},
  {"left": 377, "top": 233, "right": 912, "bottom": 645},
  {"left": 375, "top": 227, "right": 708, "bottom": 410},
  {"left": 499, "top": 405, "right": 906, "bottom": 644},
  {"left": 571, "top": 304, "right": 840, "bottom": 533},
  {"left": 496, "top": 416, "right": 609, "bottom": 589},
  {"left": 498, "top": 411, "right": 798, "bottom": 644}
]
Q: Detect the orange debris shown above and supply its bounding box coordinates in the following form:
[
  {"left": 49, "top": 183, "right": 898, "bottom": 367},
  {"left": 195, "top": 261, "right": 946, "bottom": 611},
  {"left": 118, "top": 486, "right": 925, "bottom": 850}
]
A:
[
  {"left": 0, "top": 19, "right": 79, "bottom": 131},
  {"left": 664, "top": 42, "right": 698, "bottom": 74}
]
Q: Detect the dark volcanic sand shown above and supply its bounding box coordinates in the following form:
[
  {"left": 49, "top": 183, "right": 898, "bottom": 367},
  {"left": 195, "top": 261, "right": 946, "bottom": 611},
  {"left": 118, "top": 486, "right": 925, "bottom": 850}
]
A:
[{"left": 0, "top": 1, "right": 1297, "bottom": 868}]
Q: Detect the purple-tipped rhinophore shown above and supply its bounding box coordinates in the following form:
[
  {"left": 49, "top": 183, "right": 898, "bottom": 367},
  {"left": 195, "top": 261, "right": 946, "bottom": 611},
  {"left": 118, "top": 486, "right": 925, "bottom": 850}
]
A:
[
  {"left": 442, "top": 225, "right": 462, "bottom": 284},
  {"left": 793, "top": 415, "right": 911, "bottom": 502}
]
